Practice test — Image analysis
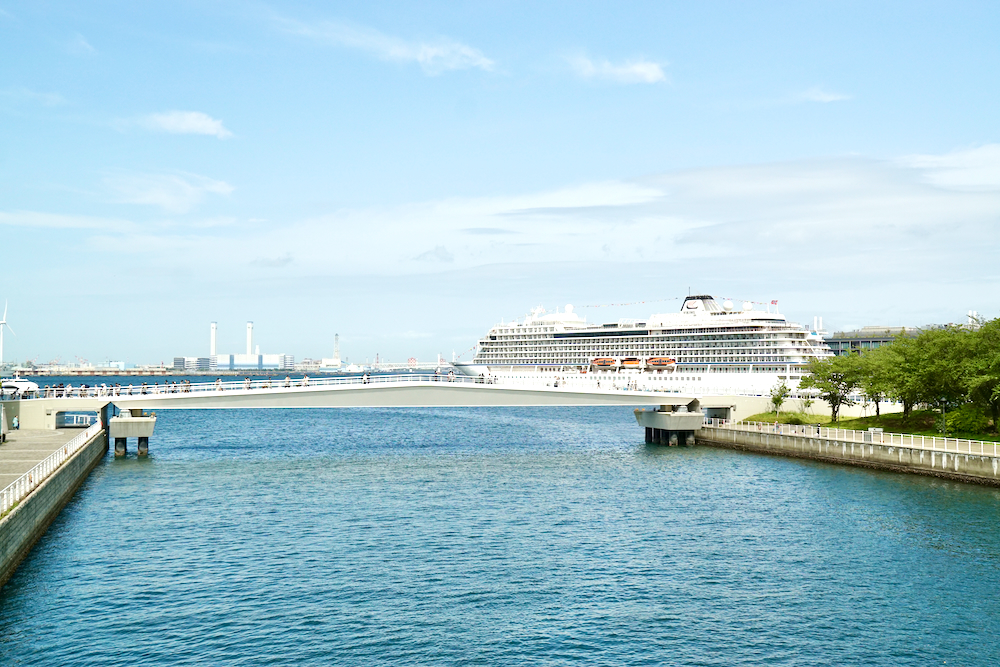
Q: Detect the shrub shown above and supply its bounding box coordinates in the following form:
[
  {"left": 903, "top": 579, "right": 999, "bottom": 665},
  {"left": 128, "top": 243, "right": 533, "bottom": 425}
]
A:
[{"left": 946, "top": 404, "right": 991, "bottom": 434}]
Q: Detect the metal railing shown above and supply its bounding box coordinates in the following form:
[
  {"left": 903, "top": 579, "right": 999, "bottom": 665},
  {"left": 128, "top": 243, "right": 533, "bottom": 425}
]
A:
[
  {"left": 0, "top": 421, "right": 103, "bottom": 516},
  {"left": 14, "top": 372, "right": 671, "bottom": 398},
  {"left": 702, "top": 418, "right": 1000, "bottom": 457}
]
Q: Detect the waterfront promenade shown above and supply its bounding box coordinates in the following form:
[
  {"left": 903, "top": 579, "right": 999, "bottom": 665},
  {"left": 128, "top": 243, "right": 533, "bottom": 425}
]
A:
[
  {"left": 0, "top": 429, "right": 83, "bottom": 490},
  {"left": 0, "top": 423, "right": 106, "bottom": 588},
  {"left": 699, "top": 419, "right": 1000, "bottom": 486}
]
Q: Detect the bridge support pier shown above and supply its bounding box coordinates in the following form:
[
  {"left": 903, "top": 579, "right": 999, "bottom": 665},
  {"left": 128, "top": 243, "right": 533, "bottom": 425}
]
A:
[
  {"left": 635, "top": 403, "right": 704, "bottom": 448},
  {"left": 114, "top": 438, "right": 127, "bottom": 457},
  {"left": 137, "top": 437, "right": 149, "bottom": 457}
]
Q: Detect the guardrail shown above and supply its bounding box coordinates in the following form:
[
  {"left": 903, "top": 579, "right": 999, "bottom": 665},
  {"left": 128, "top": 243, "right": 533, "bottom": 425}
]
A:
[
  {"left": 0, "top": 421, "right": 102, "bottom": 517},
  {"left": 702, "top": 418, "right": 1000, "bottom": 457},
  {"left": 12, "top": 372, "right": 673, "bottom": 398}
]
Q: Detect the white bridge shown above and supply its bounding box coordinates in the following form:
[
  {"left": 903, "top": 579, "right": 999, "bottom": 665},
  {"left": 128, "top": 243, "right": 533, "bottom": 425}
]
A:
[{"left": 4, "top": 374, "right": 701, "bottom": 432}]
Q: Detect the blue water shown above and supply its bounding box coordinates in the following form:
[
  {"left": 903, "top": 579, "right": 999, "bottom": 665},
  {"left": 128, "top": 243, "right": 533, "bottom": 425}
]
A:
[{"left": 2, "top": 407, "right": 1000, "bottom": 665}]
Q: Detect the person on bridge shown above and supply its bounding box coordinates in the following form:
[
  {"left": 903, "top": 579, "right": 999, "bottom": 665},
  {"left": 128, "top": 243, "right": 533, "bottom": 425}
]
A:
[
  {"left": 215, "top": 378, "right": 223, "bottom": 391},
  {"left": 284, "top": 376, "right": 291, "bottom": 388}
]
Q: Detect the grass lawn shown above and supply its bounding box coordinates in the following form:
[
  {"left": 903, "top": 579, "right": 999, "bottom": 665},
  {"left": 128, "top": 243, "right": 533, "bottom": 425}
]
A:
[{"left": 743, "top": 409, "right": 1000, "bottom": 443}]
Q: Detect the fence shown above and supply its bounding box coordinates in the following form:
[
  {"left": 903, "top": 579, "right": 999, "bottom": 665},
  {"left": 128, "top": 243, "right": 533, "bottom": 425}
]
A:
[
  {"left": 702, "top": 418, "right": 1000, "bottom": 457},
  {"left": 0, "top": 422, "right": 102, "bottom": 516}
]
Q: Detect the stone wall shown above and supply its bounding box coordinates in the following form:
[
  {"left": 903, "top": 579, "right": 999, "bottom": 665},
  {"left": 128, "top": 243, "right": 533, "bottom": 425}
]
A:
[
  {"left": 698, "top": 426, "right": 1000, "bottom": 486},
  {"left": 0, "top": 429, "right": 108, "bottom": 589}
]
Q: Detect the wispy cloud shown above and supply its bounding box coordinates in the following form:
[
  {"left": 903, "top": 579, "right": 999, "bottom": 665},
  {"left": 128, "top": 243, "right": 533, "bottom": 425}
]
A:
[
  {"left": 104, "top": 172, "right": 235, "bottom": 213},
  {"left": 252, "top": 253, "right": 294, "bottom": 268},
  {"left": 0, "top": 211, "right": 133, "bottom": 231},
  {"left": 279, "top": 18, "right": 494, "bottom": 75},
  {"left": 415, "top": 245, "right": 454, "bottom": 262},
  {"left": 568, "top": 55, "right": 667, "bottom": 84},
  {"left": 900, "top": 144, "right": 1000, "bottom": 192},
  {"left": 794, "top": 86, "right": 851, "bottom": 103},
  {"left": 0, "top": 87, "right": 66, "bottom": 106},
  {"left": 67, "top": 34, "right": 95, "bottom": 56},
  {"left": 140, "top": 110, "right": 234, "bottom": 139}
]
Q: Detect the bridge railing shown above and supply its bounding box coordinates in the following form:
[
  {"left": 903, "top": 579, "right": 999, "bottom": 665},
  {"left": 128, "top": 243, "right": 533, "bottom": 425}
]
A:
[
  {"left": 20, "top": 372, "right": 673, "bottom": 398},
  {"left": 0, "top": 421, "right": 102, "bottom": 517},
  {"left": 702, "top": 418, "right": 1000, "bottom": 457},
  {"left": 21, "top": 373, "right": 486, "bottom": 398}
]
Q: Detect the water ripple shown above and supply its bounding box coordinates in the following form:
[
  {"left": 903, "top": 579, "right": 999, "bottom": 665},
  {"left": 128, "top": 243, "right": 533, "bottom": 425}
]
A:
[{"left": 2, "top": 407, "right": 999, "bottom": 665}]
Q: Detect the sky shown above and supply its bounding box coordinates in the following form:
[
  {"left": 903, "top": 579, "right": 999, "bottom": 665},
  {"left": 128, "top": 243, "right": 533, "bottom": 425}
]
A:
[{"left": 2, "top": 1, "right": 999, "bottom": 366}]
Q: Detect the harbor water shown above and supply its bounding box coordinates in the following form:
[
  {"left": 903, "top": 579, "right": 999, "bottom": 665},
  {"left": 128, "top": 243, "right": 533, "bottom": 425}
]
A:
[{"left": 2, "top": 406, "right": 1000, "bottom": 665}]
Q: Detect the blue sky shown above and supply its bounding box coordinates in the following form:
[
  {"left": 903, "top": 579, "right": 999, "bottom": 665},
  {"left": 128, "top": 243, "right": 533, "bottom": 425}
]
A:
[{"left": 2, "top": 1, "right": 999, "bottom": 366}]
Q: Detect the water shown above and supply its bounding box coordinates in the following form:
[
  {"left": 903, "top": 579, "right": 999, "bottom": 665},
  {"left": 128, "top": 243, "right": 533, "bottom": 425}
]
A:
[{"left": 2, "top": 407, "right": 1000, "bottom": 665}]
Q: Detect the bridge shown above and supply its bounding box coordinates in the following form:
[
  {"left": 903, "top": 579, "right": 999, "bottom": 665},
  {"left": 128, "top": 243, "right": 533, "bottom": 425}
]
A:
[{"left": 4, "top": 374, "right": 700, "bottom": 431}]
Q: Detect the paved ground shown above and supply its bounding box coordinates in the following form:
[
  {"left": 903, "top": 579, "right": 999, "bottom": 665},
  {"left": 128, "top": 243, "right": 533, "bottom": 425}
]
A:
[{"left": 0, "top": 429, "right": 85, "bottom": 489}]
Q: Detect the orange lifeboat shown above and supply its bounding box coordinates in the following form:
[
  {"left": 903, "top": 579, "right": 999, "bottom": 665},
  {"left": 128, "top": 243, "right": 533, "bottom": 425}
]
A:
[
  {"left": 646, "top": 357, "right": 676, "bottom": 368},
  {"left": 620, "top": 357, "right": 642, "bottom": 368},
  {"left": 591, "top": 357, "right": 617, "bottom": 368}
]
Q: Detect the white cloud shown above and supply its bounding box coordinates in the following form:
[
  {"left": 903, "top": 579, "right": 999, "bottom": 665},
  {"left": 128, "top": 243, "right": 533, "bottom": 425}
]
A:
[
  {"left": 0, "top": 211, "right": 133, "bottom": 231},
  {"left": 795, "top": 86, "right": 851, "bottom": 103},
  {"left": 415, "top": 245, "right": 454, "bottom": 262},
  {"left": 280, "top": 18, "right": 494, "bottom": 75},
  {"left": 0, "top": 87, "right": 66, "bottom": 106},
  {"left": 141, "top": 111, "right": 234, "bottom": 139},
  {"left": 105, "top": 172, "right": 235, "bottom": 213},
  {"left": 900, "top": 144, "right": 1000, "bottom": 192},
  {"left": 68, "top": 34, "right": 95, "bottom": 56},
  {"left": 25, "top": 146, "right": 1000, "bottom": 333},
  {"left": 568, "top": 55, "right": 667, "bottom": 84}
]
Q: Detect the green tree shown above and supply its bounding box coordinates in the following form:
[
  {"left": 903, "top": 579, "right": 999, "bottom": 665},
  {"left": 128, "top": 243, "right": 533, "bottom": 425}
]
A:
[
  {"left": 963, "top": 318, "right": 1000, "bottom": 432},
  {"left": 880, "top": 336, "right": 924, "bottom": 423},
  {"left": 799, "top": 355, "right": 860, "bottom": 422},
  {"left": 880, "top": 326, "right": 969, "bottom": 429},
  {"left": 855, "top": 345, "right": 894, "bottom": 418},
  {"left": 770, "top": 381, "right": 790, "bottom": 416}
]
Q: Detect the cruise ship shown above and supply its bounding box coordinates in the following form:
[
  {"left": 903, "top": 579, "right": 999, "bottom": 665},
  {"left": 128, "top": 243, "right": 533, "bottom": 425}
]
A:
[{"left": 455, "top": 295, "right": 833, "bottom": 395}]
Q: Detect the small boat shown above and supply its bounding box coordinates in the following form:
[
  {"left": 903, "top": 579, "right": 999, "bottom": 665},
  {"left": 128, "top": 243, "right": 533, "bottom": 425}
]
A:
[
  {"left": 646, "top": 357, "right": 676, "bottom": 368},
  {"left": 620, "top": 357, "right": 642, "bottom": 368},
  {"left": 591, "top": 357, "right": 617, "bottom": 368}
]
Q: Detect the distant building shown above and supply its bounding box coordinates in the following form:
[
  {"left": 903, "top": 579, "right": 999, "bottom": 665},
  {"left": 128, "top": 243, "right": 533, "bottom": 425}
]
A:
[
  {"left": 824, "top": 326, "right": 912, "bottom": 356},
  {"left": 211, "top": 353, "right": 294, "bottom": 371},
  {"left": 173, "top": 357, "right": 212, "bottom": 370}
]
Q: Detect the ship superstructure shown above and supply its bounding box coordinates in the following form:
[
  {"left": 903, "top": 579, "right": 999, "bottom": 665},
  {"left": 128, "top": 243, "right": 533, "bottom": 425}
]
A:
[{"left": 455, "top": 295, "right": 833, "bottom": 395}]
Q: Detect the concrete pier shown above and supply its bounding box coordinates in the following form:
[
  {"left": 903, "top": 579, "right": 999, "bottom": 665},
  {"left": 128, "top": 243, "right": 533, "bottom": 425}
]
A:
[
  {"left": 0, "top": 427, "right": 107, "bottom": 588},
  {"left": 698, "top": 424, "right": 1000, "bottom": 486},
  {"left": 635, "top": 403, "right": 704, "bottom": 447}
]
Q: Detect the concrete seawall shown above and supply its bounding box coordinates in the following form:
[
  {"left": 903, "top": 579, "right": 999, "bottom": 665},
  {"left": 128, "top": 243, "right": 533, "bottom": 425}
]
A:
[
  {"left": 698, "top": 426, "right": 1000, "bottom": 486},
  {"left": 0, "top": 429, "right": 107, "bottom": 589}
]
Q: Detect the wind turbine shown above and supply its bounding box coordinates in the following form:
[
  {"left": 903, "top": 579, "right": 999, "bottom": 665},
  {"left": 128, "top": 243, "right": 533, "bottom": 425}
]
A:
[{"left": 0, "top": 301, "right": 15, "bottom": 368}]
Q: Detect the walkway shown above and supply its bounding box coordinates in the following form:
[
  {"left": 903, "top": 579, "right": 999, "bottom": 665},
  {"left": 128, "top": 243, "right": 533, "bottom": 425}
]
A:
[{"left": 0, "top": 429, "right": 83, "bottom": 490}]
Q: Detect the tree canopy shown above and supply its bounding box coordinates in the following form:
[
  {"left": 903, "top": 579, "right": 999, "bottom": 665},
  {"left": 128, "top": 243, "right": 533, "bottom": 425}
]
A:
[{"left": 803, "top": 320, "right": 999, "bottom": 432}]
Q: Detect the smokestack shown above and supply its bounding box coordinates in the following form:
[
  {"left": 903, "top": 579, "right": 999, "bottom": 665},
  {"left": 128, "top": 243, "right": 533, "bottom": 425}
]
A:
[
  {"left": 246, "top": 321, "right": 253, "bottom": 356},
  {"left": 210, "top": 322, "right": 217, "bottom": 357},
  {"left": 334, "top": 333, "right": 340, "bottom": 361}
]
